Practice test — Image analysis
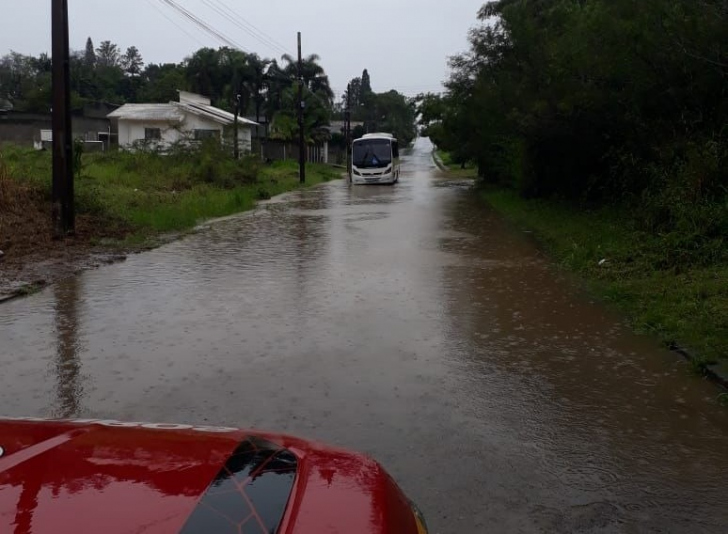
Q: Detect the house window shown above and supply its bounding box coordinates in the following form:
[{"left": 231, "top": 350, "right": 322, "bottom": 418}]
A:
[
  {"left": 145, "top": 128, "right": 161, "bottom": 141},
  {"left": 194, "top": 129, "right": 221, "bottom": 141}
]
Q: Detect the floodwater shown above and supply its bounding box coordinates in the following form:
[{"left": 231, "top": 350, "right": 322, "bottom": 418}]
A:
[{"left": 1, "top": 139, "right": 727, "bottom": 533}]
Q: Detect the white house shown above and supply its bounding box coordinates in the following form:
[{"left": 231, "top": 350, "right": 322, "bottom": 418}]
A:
[{"left": 108, "top": 91, "right": 257, "bottom": 153}]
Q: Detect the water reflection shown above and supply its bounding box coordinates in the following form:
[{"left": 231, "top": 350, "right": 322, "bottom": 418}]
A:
[
  {"left": 13, "top": 461, "right": 43, "bottom": 534},
  {"left": 437, "top": 192, "right": 728, "bottom": 532},
  {"left": 52, "top": 277, "right": 84, "bottom": 418}
]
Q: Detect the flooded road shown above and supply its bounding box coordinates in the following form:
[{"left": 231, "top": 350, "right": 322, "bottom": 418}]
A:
[{"left": 2, "top": 138, "right": 728, "bottom": 533}]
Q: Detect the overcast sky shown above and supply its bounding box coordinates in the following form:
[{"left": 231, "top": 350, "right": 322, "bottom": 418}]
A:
[{"left": 0, "top": 0, "right": 486, "bottom": 99}]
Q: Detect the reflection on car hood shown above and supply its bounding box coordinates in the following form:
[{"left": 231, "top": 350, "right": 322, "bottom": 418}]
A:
[{"left": 0, "top": 418, "right": 420, "bottom": 534}]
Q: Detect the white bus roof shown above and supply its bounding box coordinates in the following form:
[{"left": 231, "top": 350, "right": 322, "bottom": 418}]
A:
[{"left": 357, "top": 133, "right": 397, "bottom": 141}]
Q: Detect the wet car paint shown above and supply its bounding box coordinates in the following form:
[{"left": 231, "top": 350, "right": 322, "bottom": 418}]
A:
[{"left": 0, "top": 419, "right": 421, "bottom": 534}]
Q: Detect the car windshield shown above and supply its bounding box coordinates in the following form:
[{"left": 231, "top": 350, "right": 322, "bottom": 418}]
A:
[{"left": 353, "top": 139, "right": 392, "bottom": 168}]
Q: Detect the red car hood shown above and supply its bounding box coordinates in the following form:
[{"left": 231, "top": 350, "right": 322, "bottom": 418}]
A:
[{"left": 0, "top": 418, "right": 419, "bottom": 534}]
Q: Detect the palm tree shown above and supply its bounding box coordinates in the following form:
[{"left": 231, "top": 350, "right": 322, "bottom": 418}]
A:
[
  {"left": 245, "top": 54, "right": 270, "bottom": 124},
  {"left": 280, "top": 53, "right": 334, "bottom": 105},
  {"left": 263, "top": 60, "right": 288, "bottom": 125}
]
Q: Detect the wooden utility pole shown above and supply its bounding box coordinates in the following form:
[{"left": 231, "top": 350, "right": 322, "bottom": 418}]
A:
[
  {"left": 297, "top": 32, "right": 305, "bottom": 184},
  {"left": 345, "top": 82, "right": 352, "bottom": 182},
  {"left": 52, "top": 0, "right": 74, "bottom": 236}
]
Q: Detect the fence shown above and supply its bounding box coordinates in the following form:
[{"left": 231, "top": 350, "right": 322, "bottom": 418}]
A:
[{"left": 257, "top": 140, "right": 330, "bottom": 164}]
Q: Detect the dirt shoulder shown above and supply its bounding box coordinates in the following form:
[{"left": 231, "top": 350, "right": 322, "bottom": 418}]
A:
[{"left": 0, "top": 178, "right": 130, "bottom": 301}]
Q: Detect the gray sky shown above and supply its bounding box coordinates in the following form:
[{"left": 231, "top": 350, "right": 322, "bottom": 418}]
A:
[{"left": 0, "top": 0, "right": 485, "bottom": 99}]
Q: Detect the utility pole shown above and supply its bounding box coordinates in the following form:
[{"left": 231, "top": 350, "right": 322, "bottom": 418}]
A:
[
  {"left": 233, "top": 92, "right": 241, "bottom": 160},
  {"left": 345, "top": 82, "right": 351, "bottom": 182},
  {"left": 52, "top": 0, "right": 74, "bottom": 236},
  {"left": 297, "top": 32, "right": 305, "bottom": 184}
]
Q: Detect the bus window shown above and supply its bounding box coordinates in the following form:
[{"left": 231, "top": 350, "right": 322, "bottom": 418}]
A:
[
  {"left": 353, "top": 139, "right": 393, "bottom": 168},
  {"left": 393, "top": 141, "right": 399, "bottom": 158}
]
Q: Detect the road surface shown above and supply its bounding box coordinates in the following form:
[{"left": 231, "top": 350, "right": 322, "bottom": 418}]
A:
[{"left": 2, "top": 138, "right": 728, "bottom": 533}]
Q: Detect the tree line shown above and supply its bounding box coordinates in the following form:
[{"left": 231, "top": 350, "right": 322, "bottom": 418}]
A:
[
  {"left": 0, "top": 39, "right": 417, "bottom": 145},
  {"left": 341, "top": 69, "right": 418, "bottom": 144},
  {"left": 422, "top": 0, "right": 727, "bottom": 244}
]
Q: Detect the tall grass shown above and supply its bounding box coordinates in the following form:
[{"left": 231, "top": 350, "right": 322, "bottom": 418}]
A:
[{"left": 1, "top": 144, "right": 340, "bottom": 239}]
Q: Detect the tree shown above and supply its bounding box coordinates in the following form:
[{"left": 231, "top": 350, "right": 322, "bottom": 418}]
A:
[
  {"left": 270, "top": 84, "right": 330, "bottom": 143},
  {"left": 185, "top": 47, "right": 225, "bottom": 105},
  {"left": 366, "top": 90, "right": 417, "bottom": 144},
  {"left": 139, "top": 63, "right": 186, "bottom": 103},
  {"left": 0, "top": 51, "right": 52, "bottom": 112},
  {"left": 441, "top": 0, "right": 728, "bottom": 205},
  {"left": 361, "top": 69, "right": 372, "bottom": 101},
  {"left": 96, "top": 41, "right": 120, "bottom": 68},
  {"left": 245, "top": 54, "right": 270, "bottom": 123},
  {"left": 415, "top": 92, "right": 445, "bottom": 129},
  {"left": 280, "top": 53, "right": 334, "bottom": 105},
  {"left": 263, "top": 59, "right": 289, "bottom": 127},
  {"left": 345, "top": 76, "right": 363, "bottom": 119},
  {"left": 84, "top": 37, "right": 96, "bottom": 68},
  {"left": 122, "top": 46, "right": 144, "bottom": 77}
]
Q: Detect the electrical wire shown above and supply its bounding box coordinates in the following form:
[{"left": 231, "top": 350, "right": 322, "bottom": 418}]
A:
[
  {"left": 212, "top": 0, "right": 291, "bottom": 53},
  {"left": 145, "top": 0, "right": 208, "bottom": 48},
  {"left": 157, "top": 0, "right": 250, "bottom": 52},
  {"left": 200, "top": 0, "right": 292, "bottom": 56}
]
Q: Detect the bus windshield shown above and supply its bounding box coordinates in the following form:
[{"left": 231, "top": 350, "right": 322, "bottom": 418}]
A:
[{"left": 353, "top": 139, "right": 392, "bottom": 168}]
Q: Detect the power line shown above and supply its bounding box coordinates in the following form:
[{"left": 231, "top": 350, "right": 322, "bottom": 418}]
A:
[
  {"left": 157, "top": 0, "right": 250, "bottom": 52},
  {"left": 146, "top": 0, "right": 208, "bottom": 49},
  {"left": 214, "top": 0, "right": 292, "bottom": 54},
  {"left": 200, "top": 0, "right": 292, "bottom": 56},
  {"left": 199, "top": 0, "right": 282, "bottom": 53}
]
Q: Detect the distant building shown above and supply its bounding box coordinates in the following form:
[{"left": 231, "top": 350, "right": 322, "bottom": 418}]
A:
[
  {"left": 325, "top": 120, "right": 364, "bottom": 136},
  {"left": 0, "top": 102, "right": 117, "bottom": 149},
  {"left": 108, "top": 91, "right": 257, "bottom": 153}
]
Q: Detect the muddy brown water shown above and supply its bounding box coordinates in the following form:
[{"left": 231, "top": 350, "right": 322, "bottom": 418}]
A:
[{"left": 1, "top": 139, "right": 727, "bottom": 533}]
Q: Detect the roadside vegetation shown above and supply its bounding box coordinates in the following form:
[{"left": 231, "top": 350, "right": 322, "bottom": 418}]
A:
[
  {"left": 1, "top": 45, "right": 417, "bottom": 148},
  {"left": 0, "top": 143, "right": 340, "bottom": 256},
  {"left": 434, "top": 149, "right": 477, "bottom": 179},
  {"left": 483, "top": 188, "right": 727, "bottom": 367},
  {"left": 422, "top": 1, "right": 728, "bottom": 366}
]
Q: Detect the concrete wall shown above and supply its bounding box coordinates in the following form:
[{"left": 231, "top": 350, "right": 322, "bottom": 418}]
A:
[{"left": 117, "top": 119, "right": 182, "bottom": 148}]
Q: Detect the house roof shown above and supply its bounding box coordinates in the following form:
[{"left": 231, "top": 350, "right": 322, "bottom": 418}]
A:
[
  {"left": 108, "top": 101, "right": 258, "bottom": 127},
  {"left": 177, "top": 101, "right": 258, "bottom": 127},
  {"left": 107, "top": 104, "right": 185, "bottom": 122}
]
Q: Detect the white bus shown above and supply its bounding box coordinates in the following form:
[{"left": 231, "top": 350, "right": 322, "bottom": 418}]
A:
[{"left": 351, "top": 133, "right": 401, "bottom": 185}]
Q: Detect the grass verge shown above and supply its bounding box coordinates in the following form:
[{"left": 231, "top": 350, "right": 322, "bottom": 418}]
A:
[
  {"left": 481, "top": 188, "right": 727, "bottom": 366},
  {"left": 1, "top": 144, "right": 341, "bottom": 255}
]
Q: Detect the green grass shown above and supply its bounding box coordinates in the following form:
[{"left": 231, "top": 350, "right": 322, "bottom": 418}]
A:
[
  {"left": 482, "top": 188, "right": 728, "bottom": 364},
  {"left": 86, "top": 158, "right": 336, "bottom": 235},
  {"left": 2, "top": 145, "right": 340, "bottom": 243},
  {"left": 435, "top": 149, "right": 478, "bottom": 178}
]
